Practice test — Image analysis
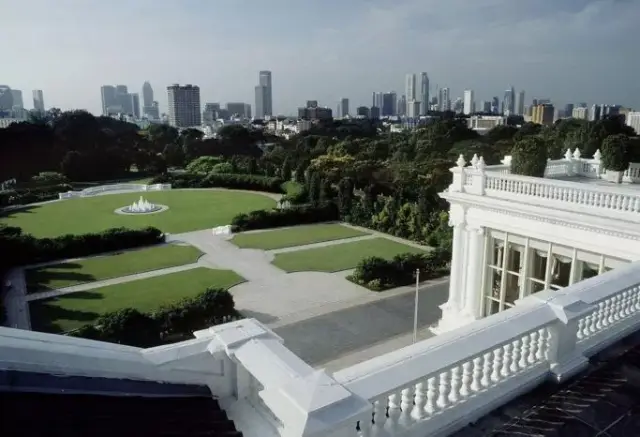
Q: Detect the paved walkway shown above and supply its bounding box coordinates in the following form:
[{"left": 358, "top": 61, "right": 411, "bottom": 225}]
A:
[
  {"left": 3, "top": 269, "right": 31, "bottom": 330},
  {"left": 25, "top": 263, "right": 201, "bottom": 301}
]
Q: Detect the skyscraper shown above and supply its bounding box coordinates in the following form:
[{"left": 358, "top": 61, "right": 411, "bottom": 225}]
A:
[
  {"left": 32, "top": 90, "right": 45, "bottom": 112},
  {"left": 517, "top": 90, "right": 525, "bottom": 115},
  {"left": 167, "top": 84, "right": 201, "bottom": 127},
  {"left": 340, "top": 98, "right": 349, "bottom": 117},
  {"left": 131, "top": 93, "right": 140, "bottom": 118},
  {"left": 405, "top": 74, "right": 416, "bottom": 101},
  {"left": 10, "top": 90, "right": 23, "bottom": 109},
  {"left": 397, "top": 95, "right": 407, "bottom": 117},
  {"left": 439, "top": 88, "right": 451, "bottom": 111},
  {"left": 420, "top": 73, "right": 429, "bottom": 115},
  {"left": 503, "top": 87, "right": 515, "bottom": 115},
  {"left": 142, "top": 82, "right": 155, "bottom": 118},
  {"left": 100, "top": 85, "right": 117, "bottom": 115},
  {"left": 382, "top": 92, "right": 396, "bottom": 116},
  {"left": 463, "top": 90, "right": 474, "bottom": 115},
  {"left": 255, "top": 71, "right": 272, "bottom": 117}
]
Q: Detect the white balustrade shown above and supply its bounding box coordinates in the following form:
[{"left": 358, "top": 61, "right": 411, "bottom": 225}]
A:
[
  {"left": 3, "top": 263, "right": 640, "bottom": 437},
  {"left": 58, "top": 183, "right": 171, "bottom": 199}
]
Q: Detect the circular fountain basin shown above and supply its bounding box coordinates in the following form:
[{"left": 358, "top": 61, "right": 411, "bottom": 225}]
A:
[{"left": 114, "top": 204, "right": 169, "bottom": 215}]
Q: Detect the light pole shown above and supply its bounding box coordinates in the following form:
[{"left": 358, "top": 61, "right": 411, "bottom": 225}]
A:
[{"left": 413, "top": 269, "right": 420, "bottom": 343}]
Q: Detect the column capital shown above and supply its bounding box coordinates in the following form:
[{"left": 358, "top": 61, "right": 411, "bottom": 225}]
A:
[
  {"left": 448, "top": 204, "right": 466, "bottom": 228},
  {"left": 465, "top": 224, "right": 485, "bottom": 236}
]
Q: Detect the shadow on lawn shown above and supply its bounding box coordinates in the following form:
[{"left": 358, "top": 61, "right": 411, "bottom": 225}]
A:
[
  {"left": 0, "top": 204, "right": 41, "bottom": 218},
  {"left": 30, "top": 300, "right": 101, "bottom": 334},
  {"left": 26, "top": 263, "right": 96, "bottom": 293}
]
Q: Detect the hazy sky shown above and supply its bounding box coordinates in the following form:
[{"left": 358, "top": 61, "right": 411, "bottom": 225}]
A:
[{"left": 4, "top": 0, "right": 640, "bottom": 115}]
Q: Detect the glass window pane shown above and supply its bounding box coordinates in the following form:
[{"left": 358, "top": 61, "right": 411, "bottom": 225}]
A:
[
  {"left": 488, "top": 268, "right": 502, "bottom": 299},
  {"left": 531, "top": 250, "right": 548, "bottom": 281},
  {"left": 550, "top": 256, "right": 571, "bottom": 288},
  {"left": 506, "top": 244, "right": 523, "bottom": 273},
  {"left": 505, "top": 273, "right": 520, "bottom": 304},
  {"left": 529, "top": 280, "right": 545, "bottom": 295},
  {"left": 484, "top": 298, "right": 500, "bottom": 317},
  {"left": 491, "top": 240, "right": 504, "bottom": 266},
  {"left": 580, "top": 262, "right": 599, "bottom": 281}
]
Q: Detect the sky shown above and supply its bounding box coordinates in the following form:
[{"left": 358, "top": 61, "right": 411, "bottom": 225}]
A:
[{"left": 4, "top": 0, "right": 640, "bottom": 115}]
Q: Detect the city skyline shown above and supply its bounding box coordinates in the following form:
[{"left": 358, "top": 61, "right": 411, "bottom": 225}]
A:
[{"left": 4, "top": 0, "right": 640, "bottom": 114}]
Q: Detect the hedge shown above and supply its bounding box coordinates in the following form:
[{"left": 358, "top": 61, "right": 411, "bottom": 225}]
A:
[
  {"left": 151, "top": 172, "right": 284, "bottom": 193},
  {"left": 68, "top": 288, "right": 238, "bottom": 347},
  {"left": 0, "top": 225, "right": 165, "bottom": 270},
  {"left": 231, "top": 202, "right": 340, "bottom": 232},
  {"left": 349, "top": 248, "right": 450, "bottom": 291},
  {"left": 0, "top": 184, "right": 72, "bottom": 207}
]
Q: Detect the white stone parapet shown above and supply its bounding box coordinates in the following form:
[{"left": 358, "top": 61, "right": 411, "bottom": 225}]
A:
[
  {"left": 2, "top": 262, "right": 640, "bottom": 436},
  {"left": 58, "top": 183, "right": 171, "bottom": 199}
]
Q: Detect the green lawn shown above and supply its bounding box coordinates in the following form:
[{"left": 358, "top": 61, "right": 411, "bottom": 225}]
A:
[
  {"left": 231, "top": 224, "right": 368, "bottom": 250},
  {"left": 0, "top": 190, "right": 276, "bottom": 237},
  {"left": 281, "top": 180, "right": 304, "bottom": 197},
  {"left": 25, "top": 243, "right": 203, "bottom": 292},
  {"left": 272, "top": 237, "right": 429, "bottom": 272},
  {"left": 29, "top": 267, "right": 244, "bottom": 333}
]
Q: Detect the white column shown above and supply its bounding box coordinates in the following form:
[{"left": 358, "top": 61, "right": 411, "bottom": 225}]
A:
[{"left": 462, "top": 225, "right": 486, "bottom": 320}]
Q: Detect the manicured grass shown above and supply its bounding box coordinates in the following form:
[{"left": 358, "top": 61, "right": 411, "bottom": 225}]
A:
[
  {"left": 25, "top": 243, "right": 203, "bottom": 292},
  {"left": 0, "top": 189, "right": 276, "bottom": 237},
  {"left": 272, "top": 237, "right": 429, "bottom": 273},
  {"left": 29, "top": 267, "right": 245, "bottom": 333},
  {"left": 231, "top": 224, "right": 368, "bottom": 250},
  {"left": 281, "top": 180, "right": 304, "bottom": 197}
]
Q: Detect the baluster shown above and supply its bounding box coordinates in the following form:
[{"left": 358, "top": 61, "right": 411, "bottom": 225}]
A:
[
  {"left": 478, "top": 352, "right": 492, "bottom": 388},
  {"left": 536, "top": 328, "right": 548, "bottom": 361},
  {"left": 412, "top": 382, "right": 427, "bottom": 420},
  {"left": 471, "top": 356, "right": 483, "bottom": 392},
  {"left": 611, "top": 295, "right": 622, "bottom": 323},
  {"left": 399, "top": 387, "right": 415, "bottom": 426},
  {"left": 606, "top": 298, "right": 616, "bottom": 325},
  {"left": 491, "top": 348, "right": 503, "bottom": 383},
  {"left": 518, "top": 335, "right": 530, "bottom": 369},
  {"left": 358, "top": 415, "right": 372, "bottom": 437},
  {"left": 586, "top": 311, "right": 597, "bottom": 335},
  {"left": 436, "top": 371, "right": 450, "bottom": 410},
  {"left": 501, "top": 343, "right": 512, "bottom": 377},
  {"left": 459, "top": 361, "right": 473, "bottom": 398},
  {"left": 424, "top": 376, "right": 438, "bottom": 416},
  {"left": 595, "top": 302, "right": 605, "bottom": 330},
  {"left": 510, "top": 339, "right": 521, "bottom": 373},
  {"left": 372, "top": 399, "right": 387, "bottom": 430},
  {"left": 576, "top": 317, "right": 586, "bottom": 340},
  {"left": 623, "top": 290, "right": 634, "bottom": 317},
  {"left": 528, "top": 331, "right": 539, "bottom": 364},
  {"left": 448, "top": 366, "right": 461, "bottom": 404},
  {"left": 385, "top": 392, "right": 401, "bottom": 432}
]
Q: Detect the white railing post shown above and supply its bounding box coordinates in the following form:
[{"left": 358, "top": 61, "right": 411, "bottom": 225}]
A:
[
  {"left": 519, "top": 291, "right": 591, "bottom": 382},
  {"left": 449, "top": 155, "right": 467, "bottom": 192},
  {"left": 467, "top": 157, "right": 487, "bottom": 195}
]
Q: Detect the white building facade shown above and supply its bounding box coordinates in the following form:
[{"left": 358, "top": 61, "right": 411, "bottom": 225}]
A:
[
  {"left": 463, "top": 90, "right": 474, "bottom": 115},
  {"left": 626, "top": 111, "right": 640, "bottom": 134}
]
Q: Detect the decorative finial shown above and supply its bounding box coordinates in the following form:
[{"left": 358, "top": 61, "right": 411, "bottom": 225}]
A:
[
  {"left": 593, "top": 149, "right": 602, "bottom": 161},
  {"left": 456, "top": 154, "right": 466, "bottom": 168},
  {"left": 573, "top": 148, "right": 581, "bottom": 160},
  {"left": 471, "top": 154, "right": 479, "bottom": 167},
  {"left": 477, "top": 156, "right": 486, "bottom": 170},
  {"left": 564, "top": 149, "right": 573, "bottom": 161}
]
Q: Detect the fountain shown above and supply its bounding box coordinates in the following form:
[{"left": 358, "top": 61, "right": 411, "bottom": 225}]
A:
[{"left": 115, "top": 196, "right": 168, "bottom": 215}]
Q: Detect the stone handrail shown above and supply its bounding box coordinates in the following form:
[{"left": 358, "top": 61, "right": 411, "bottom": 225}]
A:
[
  {"left": 58, "top": 183, "right": 171, "bottom": 199},
  {"left": 3, "top": 263, "right": 640, "bottom": 437}
]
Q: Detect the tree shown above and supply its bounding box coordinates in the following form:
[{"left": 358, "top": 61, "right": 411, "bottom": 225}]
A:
[
  {"left": 281, "top": 158, "right": 292, "bottom": 181},
  {"left": 162, "top": 143, "right": 185, "bottom": 167},
  {"left": 337, "top": 177, "right": 354, "bottom": 216},
  {"left": 601, "top": 134, "right": 630, "bottom": 176},
  {"left": 510, "top": 137, "right": 548, "bottom": 177},
  {"left": 94, "top": 308, "right": 159, "bottom": 347},
  {"left": 307, "top": 172, "right": 321, "bottom": 205}
]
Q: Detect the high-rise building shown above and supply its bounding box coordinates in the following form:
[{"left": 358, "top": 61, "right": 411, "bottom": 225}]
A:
[
  {"left": 306, "top": 100, "right": 318, "bottom": 108},
  {"left": 167, "top": 84, "right": 201, "bottom": 127},
  {"left": 602, "top": 105, "right": 621, "bottom": 118},
  {"left": 142, "top": 82, "right": 155, "bottom": 118},
  {"left": 10, "top": 90, "right": 23, "bottom": 110},
  {"left": 572, "top": 107, "right": 588, "bottom": 120},
  {"left": 532, "top": 104, "right": 554, "bottom": 125},
  {"left": 405, "top": 74, "right": 416, "bottom": 101},
  {"left": 491, "top": 97, "right": 499, "bottom": 114},
  {"left": 100, "top": 85, "right": 117, "bottom": 115},
  {"left": 463, "top": 90, "right": 474, "bottom": 115},
  {"left": 503, "top": 87, "right": 515, "bottom": 115},
  {"left": 626, "top": 112, "right": 640, "bottom": 135},
  {"left": 439, "top": 88, "right": 451, "bottom": 111},
  {"left": 370, "top": 106, "right": 380, "bottom": 119},
  {"left": 480, "top": 101, "right": 492, "bottom": 113},
  {"left": 397, "top": 95, "right": 407, "bottom": 117},
  {"left": 382, "top": 92, "right": 396, "bottom": 116},
  {"left": 407, "top": 100, "right": 421, "bottom": 118},
  {"left": 420, "top": 73, "right": 429, "bottom": 115},
  {"left": 356, "top": 106, "right": 370, "bottom": 118},
  {"left": 339, "top": 98, "right": 349, "bottom": 117},
  {"left": 131, "top": 93, "right": 140, "bottom": 118},
  {"left": 517, "top": 90, "right": 525, "bottom": 115},
  {"left": 226, "top": 102, "right": 250, "bottom": 118},
  {"left": 202, "top": 103, "right": 221, "bottom": 125},
  {"left": 590, "top": 104, "right": 601, "bottom": 121},
  {"left": 32, "top": 90, "right": 45, "bottom": 113},
  {"left": 564, "top": 104, "right": 574, "bottom": 119},
  {"left": 255, "top": 71, "right": 272, "bottom": 118}
]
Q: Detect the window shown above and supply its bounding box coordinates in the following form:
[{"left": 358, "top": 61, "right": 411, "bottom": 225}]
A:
[{"left": 482, "top": 231, "right": 630, "bottom": 318}]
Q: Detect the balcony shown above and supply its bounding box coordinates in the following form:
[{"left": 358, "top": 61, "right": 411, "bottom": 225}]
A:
[{"left": 2, "top": 260, "right": 640, "bottom": 436}]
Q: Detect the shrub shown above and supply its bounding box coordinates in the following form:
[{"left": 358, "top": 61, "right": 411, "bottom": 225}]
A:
[
  {"left": 510, "top": 137, "right": 548, "bottom": 177},
  {"left": 0, "top": 226, "right": 165, "bottom": 271},
  {"left": 350, "top": 249, "right": 449, "bottom": 291},
  {"left": 151, "top": 172, "right": 284, "bottom": 193},
  {"left": 186, "top": 156, "right": 223, "bottom": 174},
  {"left": 231, "top": 202, "right": 340, "bottom": 232},
  {"left": 211, "top": 162, "right": 234, "bottom": 174},
  {"left": 30, "top": 172, "right": 69, "bottom": 187},
  {"left": 0, "top": 184, "right": 73, "bottom": 207},
  {"left": 68, "top": 288, "right": 237, "bottom": 347},
  {"left": 601, "top": 134, "right": 631, "bottom": 172}
]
